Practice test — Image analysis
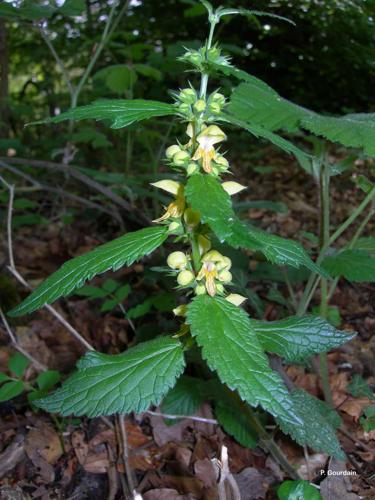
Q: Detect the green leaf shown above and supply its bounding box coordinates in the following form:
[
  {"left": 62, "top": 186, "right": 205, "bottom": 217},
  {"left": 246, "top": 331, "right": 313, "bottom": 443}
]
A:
[
  {"left": 36, "top": 336, "right": 185, "bottom": 417},
  {"left": 37, "top": 371, "right": 61, "bottom": 391},
  {"left": 8, "top": 352, "right": 30, "bottom": 377},
  {"left": 220, "top": 115, "right": 308, "bottom": 159},
  {"left": 322, "top": 249, "right": 375, "bottom": 282},
  {"left": 360, "top": 405, "right": 375, "bottom": 432},
  {"left": 276, "top": 389, "right": 345, "bottom": 460},
  {"left": 228, "top": 219, "right": 328, "bottom": 276},
  {"left": 252, "top": 315, "right": 355, "bottom": 363},
  {"left": 30, "top": 100, "right": 177, "bottom": 129},
  {"left": 186, "top": 296, "right": 301, "bottom": 426},
  {"left": 75, "top": 285, "right": 109, "bottom": 299},
  {"left": 216, "top": 7, "right": 294, "bottom": 25},
  {"left": 0, "top": 373, "right": 11, "bottom": 383},
  {"left": 227, "top": 80, "right": 375, "bottom": 156},
  {"left": 161, "top": 376, "right": 205, "bottom": 418},
  {"left": 0, "top": 381, "right": 24, "bottom": 402},
  {"left": 353, "top": 237, "right": 375, "bottom": 254},
  {"left": 214, "top": 398, "right": 258, "bottom": 448},
  {"left": 348, "top": 375, "right": 375, "bottom": 400},
  {"left": 277, "top": 480, "right": 322, "bottom": 500},
  {"left": 59, "top": 0, "right": 86, "bottom": 16},
  {"left": 95, "top": 65, "right": 138, "bottom": 94},
  {"left": 9, "top": 226, "right": 168, "bottom": 317},
  {"left": 185, "top": 174, "right": 235, "bottom": 241}
]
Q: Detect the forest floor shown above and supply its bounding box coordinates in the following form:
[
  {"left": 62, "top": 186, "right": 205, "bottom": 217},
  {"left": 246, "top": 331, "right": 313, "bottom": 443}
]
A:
[{"left": 0, "top": 150, "right": 375, "bottom": 499}]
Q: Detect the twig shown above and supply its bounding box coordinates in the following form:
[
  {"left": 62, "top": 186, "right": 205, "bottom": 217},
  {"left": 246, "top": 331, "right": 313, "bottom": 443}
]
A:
[
  {"left": 0, "top": 173, "right": 15, "bottom": 269},
  {"left": 217, "top": 445, "right": 241, "bottom": 500},
  {"left": 0, "top": 308, "right": 47, "bottom": 372},
  {"left": 1, "top": 161, "right": 123, "bottom": 225},
  {"left": 0, "top": 174, "right": 94, "bottom": 352},
  {"left": 38, "top": 26, "right": 74, "bottom": 96},
  {"left": 7, "top": 267, "right": 94, "bottom": 352},
  {"left": 118, "top": 414, "right": 140, "bottom": 499},
  {"left": 145, "top": 410, "right": 218, "bottom": 424},
  {"left": 0, "top": 157, "right": 150, "bottom": 225}
]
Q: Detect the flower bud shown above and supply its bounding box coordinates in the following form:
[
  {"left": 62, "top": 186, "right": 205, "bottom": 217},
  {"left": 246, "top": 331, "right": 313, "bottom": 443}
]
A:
[
  {"left": 216, "top": 283, "right": 224, "bottom": 294},
  {"left": 193, "top": 99, "right": 206, "bottom": 113},
  {"left": 177, "top": 269, "right": 195, "bottom": 286},
  {"left": 187, "top": 162, "right": 199, "bottom": 176},
  {"left": 211, "top": 92, "right": 226, "bottom": 106},
  {"left": 168, "top": 221, "right": 181, "bottom": 233},
  {"left": 179, "top": 88, "right": 197, "bottom": 104},
  {"left": 166, "top": 144, "right": 181, "bottom": 159},
  {"left": 178, "top": 103, "right": 192, "bottom": 115},
  {"left": 198, "top": 234, "right": 211, "bottom": 255},
  {"left": 215, "top": 156, "right": 229, "bottom": 168},
  {"left": 208, "top": 47, "right": 221, "bottom": 60},
  {"left": 173, "top": 304, "right": 187, "bottom": 316},
  {"left": 195, "top": 284, "right": 206, "bottom": 295},
  {"left": 184, "top": 208, "right": 200, "bottom": 227},
  {"left": 167, "top": 251, "right": 187, "bottom": 270},
  {"left": 209, "top": 102, "right": 221, "bottom": 114},
  {"left": 216, "top": 256, "right": 232, "bottom": 271},
  {"left": 173, "top": 150, "right": 190, "bottom": 166},
  {"left": 218, "top": 270, "right": 232, "bottom": 283},
  {"left": 202, "top": 250, "right": 224, "bottom": 263},
  {"left": 226, "top": 293, "right": 247, "bottom": 306}
]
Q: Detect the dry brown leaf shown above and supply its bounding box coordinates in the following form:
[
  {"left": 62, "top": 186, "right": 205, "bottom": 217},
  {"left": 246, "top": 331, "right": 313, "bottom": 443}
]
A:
[{"left": 71, "top": 430, "right": 89, "bottom": 465}]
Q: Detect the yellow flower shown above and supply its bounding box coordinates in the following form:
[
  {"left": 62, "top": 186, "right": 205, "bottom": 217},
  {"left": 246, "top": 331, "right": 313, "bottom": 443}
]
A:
[
  {"left": 152, "top": 183, "right": 185, "bottom": 223},
  {"left": 196, "top": 261, "right": 218, "bottom": 297},
  {"left": 193, "top": 125, "right": 227, "bottom": 173}
]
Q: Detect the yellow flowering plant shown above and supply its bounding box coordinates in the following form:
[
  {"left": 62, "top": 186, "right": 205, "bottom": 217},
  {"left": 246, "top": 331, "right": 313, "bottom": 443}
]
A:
[{"left": 10, "top": 1, "right": 373, "bottom": 482}]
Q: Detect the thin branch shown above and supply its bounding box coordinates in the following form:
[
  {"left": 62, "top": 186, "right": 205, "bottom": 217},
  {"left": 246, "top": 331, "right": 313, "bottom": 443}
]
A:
[
  {"left": 72, "top": 0, "right": 130, "bottom": 108},
  {"left": 145, "top": 410, "right": 218, "bottom": 424},
  {"left": 7, "top": 267, "right": 94, "bottom": 352},
  {"left": 0, "top": 173, "right": 15, "bottom": 269},
  {"left": 118, "top": 414, "right": 139, "bottom": 499},
  {"left": 0, "top": 175, "right": 94, "bottom": 352},
  {"left": 0, "top": 157, "right": 150, "bottom": 225},
  {"left": 38, "top": 25, "right": 74, "bottom": 97},
  {"left": 0, "top": 308, "right": 47, "bottom": 372}
]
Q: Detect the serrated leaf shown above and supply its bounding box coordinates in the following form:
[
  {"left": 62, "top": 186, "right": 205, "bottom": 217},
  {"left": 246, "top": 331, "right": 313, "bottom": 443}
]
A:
[
  {"left": 187, "top": 296, "right": 301, "bottom": 426},
  {"left": 219, "top": 115, "right": 308, "bottom": 159},
  {"left": 226, "top": 79, "right": 375, "bottom": 156},
  {"left": 277, "top": 480, "right": 322, "bottom": 500},
  {"left": 322, "top": 249, "right": 375, "bottom": 282},
  {"left": 185, "top": 174, "right": 235, "bottom": 241},
  {"left": 36, "top": 336, "right": 185, "bottom": 417},
  {"left": 214, "top": 398, "right": 258, "bottom": 448},
  {"left": 217, "top": 7, "right": 294, "bottom": 25},
  {"left": 252, "top": 315, "right": 356, "bottom": 363},
  {"left": 0, "top": 381, "right": 24, "bottom": 402},
  {"left": 348, "top": 374, "right": 375, "bottom": 400},
  {"left": 37, "top": 370, "right": 61, "bottom": 391},
  {"left": 9, "top": 226, "right": 168, "bottom": 317},
  {"left": 161, "top": 376, "right": 205, "bottom": 418},
  {"left": 8, "top": 352, "right": 30, "bottom": 377},
  {"left": 276, "top": 389, "right": 345, "bottom": 460},
  {"left": 29, "top": 100, "right": 176, "bottom": 129},
  {"left": 228, "top": 219, "right": 328, "bottom": 276}
]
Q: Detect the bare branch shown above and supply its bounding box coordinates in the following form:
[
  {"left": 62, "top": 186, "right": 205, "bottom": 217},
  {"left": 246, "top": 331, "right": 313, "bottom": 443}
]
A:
[{"left": 0, "top": 307, "right": 47, "bottom": 372}]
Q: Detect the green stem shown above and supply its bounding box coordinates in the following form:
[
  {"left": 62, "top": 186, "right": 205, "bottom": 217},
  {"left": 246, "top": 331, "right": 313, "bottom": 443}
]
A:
[
  {"left": 199, "top": 20, "right": 216, "bottom": 100},
  {"left": 317, "top": 159, "right": 334, "bottom": 406},
  {"left": 226, "top": 389, "right": 300, "bottom": 479},
  {"left": 328, "top": 207, "right": 374, "bottom": 300},
  {"left": 297, "top": 186, "right": 375, "bottom": 317}
]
